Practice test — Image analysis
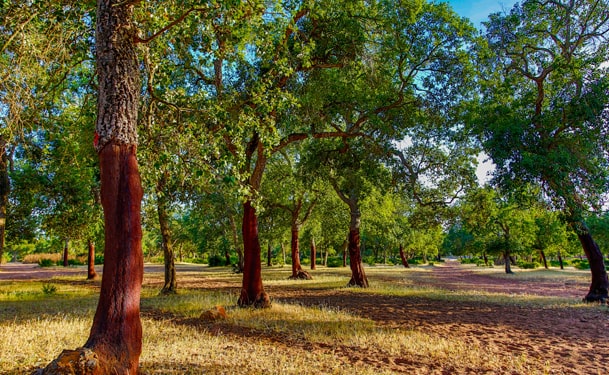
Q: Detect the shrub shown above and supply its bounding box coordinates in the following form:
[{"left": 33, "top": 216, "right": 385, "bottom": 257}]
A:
[
  {"left": 23, "top": 253, "right": 62, "bottom": 264},
  {"left": 517, "top": 261, "right": 541, "bottom": 269},
  {"left": 95, "top": 254, "right": 104, "bottom": 265},
  {"left": 207, "top": 254, "right": 226, "bottom": 267},
  {"left": 38, "top": 258, "right": 55, "bottom": 267},
  {"left": 326, "top": 257, "right": 344, "bottom": 268},
  {"left": 42, "top": 283, "right": 57, "bottom": 295},
  {"left": 572, "top": 260, "right": 590, "bottom": 270}
]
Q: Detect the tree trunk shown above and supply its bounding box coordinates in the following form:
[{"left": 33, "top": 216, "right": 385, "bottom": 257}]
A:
[
  {"left": 238, "top": 201, "right": 271, "bottom": 307},
  {"left": 229, "top": 213, "right": 244, "bottom": 273},
  {"left": 342, "top": 238, "right": 348, "bottom": 267},
  {"left": 288, "top": 224, "right": 311, "bottom": 280},
  {"left": 347, "top": 207, "right": 368, "bottom": 287},
  {"left": 323, "top": 248, "right": 328, "bottom": 266},
  {"left": 41, "top": 2, "right": 144, "bottom": 373},
  {"left": 557, "top": 250, "right": 564, "bottom": 270},
  {"left": 483, "top": 252, "right": 488, "bottom": 266},
  {"left": 157, "top": 176, "right": 176, "bottom": 294},
  {"left": 399, "top": 244, "right": 410, "bottom": 268},
  {"left": 267, "top": 242, "right": 272, "bottom": 267},
  {"left": 540, "top": 250, "right": 548, "bottom": 269},
  {"left": 573, "top": 221, "right": 609, "bottom": 302},
  {"left": 0, "top": 138, "right": 9, "bottom": 265},
  {"left": 310, "top": 237, "right": 316, "bottom": 270},
  {"left": 504, "top": 250, "right": 513, "bottom": 274},
  {"left": 281, "top": 242, "right": 286, "bottom": 266},
  {"left": 87, "top": 239, "right": 97, "bottom": 280},
  {"left": 63, "top": 239, "right": 69, "bottom": 267}
]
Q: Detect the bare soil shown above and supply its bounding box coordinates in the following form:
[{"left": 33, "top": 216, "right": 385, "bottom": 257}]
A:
[{"left": 3, "top": 260, "right": 608, "bottom": 374}]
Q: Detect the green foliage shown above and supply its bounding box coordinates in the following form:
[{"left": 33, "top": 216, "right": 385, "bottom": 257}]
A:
[
  {"left": 207, "top": 254, "right": 226, "bottom": 267},
  {"left": 326, "top": 257, "right": 344, "bottom": 268},
  {"left": 38, "top": 259, "right": 54, "bottom": 268},
  {"left": 516, "top": 261, "right": 541, "bottom": 270},
  {"left": 41, "top": 283, "right": 57, "bottom": 296}
]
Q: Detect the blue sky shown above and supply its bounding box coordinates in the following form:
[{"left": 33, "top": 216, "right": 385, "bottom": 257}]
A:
[{"left": 444, "top": 0, "right": 519, "bottom": 27}]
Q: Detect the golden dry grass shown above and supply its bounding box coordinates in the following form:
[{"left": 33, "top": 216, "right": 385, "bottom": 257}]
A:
[{"left": 0, "top": 263, "right": 605, "bottom": 374}]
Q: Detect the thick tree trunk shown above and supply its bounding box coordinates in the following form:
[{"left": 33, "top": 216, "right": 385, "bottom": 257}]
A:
[
  {"left": 238, "top": 201, "right": 271, "bottom": 307},
  {"left": 41, "top": 2, "right": 144, "bottom": 373},
  {"left": 87, "top": 239, "right": 97, "bottom": 280},
  {"left": 347, "top": 208, "right": 368, "bottom": 287},
  {"left": 540, "top": 250, "right": 548, "bottom": 269},
  {"left": 63, "top": 239, "right": 69, "bottom": 267},
  {"left": 288, "top": 224, "right": 311, "bottom": 280},
  {"left": 310, "top": 237, "right": 316, "bottom": 270},
  {"left": 229, "top": 213, "right": 244, "bottom": 273},
  {"left": 0, "top": 138, "right": 9, "bottom": 265},
  {"left": 574, "top": 221, "right": 609, "bottom": 302},
  {"left": 399, "top": 244, "right": 410, "bottom": 268}
]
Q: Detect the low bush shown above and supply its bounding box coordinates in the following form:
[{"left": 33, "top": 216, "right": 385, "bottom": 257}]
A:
[
  {"left": 326, "top": 257, "right": 344, "bottom": 268},
  {"left": 23, "top": 253, "right": 62, "bottom": 265},
  {"left": 38, "top": 259, "right": 55, "bottom": 267},
  {"left": 517, "top": 261, "right": 541, "bottom": 269},
  {"left": 207, "top": 254, "right": 226, "bottom": 267}
]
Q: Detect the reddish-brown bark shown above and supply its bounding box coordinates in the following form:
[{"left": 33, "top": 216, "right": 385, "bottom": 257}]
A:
[
  {"left": 87, "top": 239, "right": 97, "bottom": 280},
  {"left": 238, "top": 201, "right": 271, "bottom": 308},
  {"left": 399, "top": 244, "right": 410, "bottom": 268},
  {"left": 347, "top": 228, "right": 369, "bottom": 287},
  {"left": 63, "top": 239, "right": 69, "bottom": 267},
  {"left": 85, "top": 143, "right": 143, "bottom": 372},
  {"left": 288, "top": 225, "right": 312, "bottom": 280}
]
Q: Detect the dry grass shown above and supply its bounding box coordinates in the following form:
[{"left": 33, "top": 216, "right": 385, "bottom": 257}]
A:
[{"left": 0, "top": 264, "right": 605, "bottom": 374}]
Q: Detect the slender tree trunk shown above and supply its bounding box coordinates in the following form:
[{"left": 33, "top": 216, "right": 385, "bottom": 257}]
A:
[
  {"left": 229, "top": 213, "right": 244, "bottom": 273},
  {"left": 342, "top": 238, "right": 348, "bottom": 267},
  {"left": 399, "top": 244, "right": 410, "bottom": 268},
  {"left": 483, "top": 252, "right": 489, "bottom": 266},
  {"left": 323, "top": 249, "right": 328, "bottom": 266},
  {"left": 557, "top": 250, "right": 564, "bottom": 270},
  {"left": 310, "top": 237, "right": 316, "bottom": 270},
  {"left": 87, "top": 239, "right": 97, "bottom": 280},
  {"left": 157, "top": 176, "right": 176, "bottom": 294},
  {"left": 238, "top": 201, "right": 270, "bottom": 307},
  {"left": 347, "top": 206, "right": 368, "bottom": 287},
  {"left": 540, "top": 250, "right": 548, "bottom": 269},
  {"left": 63, "top": 239, "right": 69, "bottom": 267},
  {"left": 573, "top": 221, "right": 609, "bottom": 302},
  {"left": 0, "top": 138, "right": 9, "bottom": 265},
  {"left": 267, "top": 242, "right": 272, "bottom": 267},
  {"left": 281, "top": 242, "right": 286, "bottom": 266},
  {"left": 504, "top": 250, "right": 513, "bottom": 274},
  {"left": 41, "top": 2, "right": 144, "bottom": 373},
  {"left": 224, "top": 244, "right": 231, "bottom": 266},
  {"left": 288, "top": 224, "right": 311, "bottom": 279}
]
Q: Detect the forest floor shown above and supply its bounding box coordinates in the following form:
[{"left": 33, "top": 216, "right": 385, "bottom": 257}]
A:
[{"left": 1, "top": 260, "right": 608, "bottom": 374}]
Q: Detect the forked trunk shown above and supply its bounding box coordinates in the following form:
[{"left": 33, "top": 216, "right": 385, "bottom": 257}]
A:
[
  {"left": 0, "top": 138, "right": 9, "bottom": 265},
  {"left": 87, "top": 239, "right": 97, "bottom": 280},
  {"left": 157, "top": 175, "right": 177, "bottom": 294},
  {"left": 399, "top": 244, "right": 410, "bottom": 268},
  {"left": 574, "top": 221, "right": 609, "bottom": 302},
  {"left": 310, "top": 237, "right": 316, "bottom": 270},
  {"left": 63, "top": 239, "right": 69, "bottom": 267},
  {"left": 288, "top": 224, "right": 311, "bottom": 280},
  {"left": 238, "top": 201, "right": 270, "bottom": 308},
  {"left": 540, "top": 250, "right": 548, "bottom": 269}
]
